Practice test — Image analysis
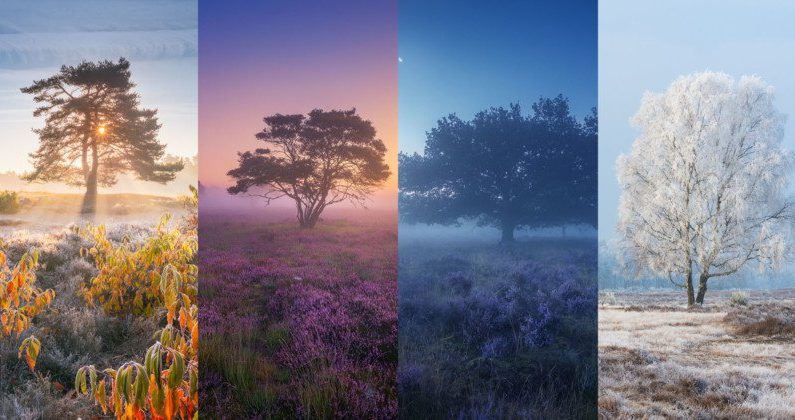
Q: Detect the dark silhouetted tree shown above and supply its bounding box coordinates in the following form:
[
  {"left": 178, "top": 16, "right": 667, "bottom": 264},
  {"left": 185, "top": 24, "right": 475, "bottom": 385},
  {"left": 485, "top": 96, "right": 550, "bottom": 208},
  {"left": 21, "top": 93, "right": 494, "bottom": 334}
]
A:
[
  {"left": 227, "top": 109, "right": 390, "bottom": 228},
  {"left": 21, "top": 58, "right": 183, "bottom": 214},
  {"left": 400, "top": 96, "right": 596, "bottom": 243}
]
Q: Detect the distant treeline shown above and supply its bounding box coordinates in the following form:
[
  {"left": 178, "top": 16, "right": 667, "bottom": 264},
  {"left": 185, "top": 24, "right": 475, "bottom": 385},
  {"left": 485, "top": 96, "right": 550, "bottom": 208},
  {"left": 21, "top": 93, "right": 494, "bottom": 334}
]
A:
[{"left": 599, "top": 242, "right": 795, "bottom": 290}]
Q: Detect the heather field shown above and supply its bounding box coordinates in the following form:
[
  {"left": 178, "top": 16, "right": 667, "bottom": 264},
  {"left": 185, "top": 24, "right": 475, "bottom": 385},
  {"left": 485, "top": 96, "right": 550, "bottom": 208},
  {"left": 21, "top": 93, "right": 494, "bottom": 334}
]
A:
[
  {"left": 398, "top": 236, "right": 598, "bottom": 419},
  {"left": 599, "top": 289, "right": 795, "bottom": 419},
  {"left": 198, "top": 213, "right": 398, "bottom": 418}
]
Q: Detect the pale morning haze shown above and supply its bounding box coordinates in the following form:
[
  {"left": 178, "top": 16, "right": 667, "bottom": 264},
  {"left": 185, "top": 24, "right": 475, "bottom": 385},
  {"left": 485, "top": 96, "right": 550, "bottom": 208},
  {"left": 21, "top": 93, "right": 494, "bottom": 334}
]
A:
[
  {"left": 599, "top": 0, "right": 795, "bottom": 241},
  {"left": 0, "top": 0, "right": 197, "bottom": 193}
]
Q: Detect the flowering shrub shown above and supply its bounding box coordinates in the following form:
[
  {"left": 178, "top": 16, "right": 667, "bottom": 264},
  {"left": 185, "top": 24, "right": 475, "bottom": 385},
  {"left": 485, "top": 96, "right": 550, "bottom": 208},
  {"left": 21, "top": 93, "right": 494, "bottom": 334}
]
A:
[
  {"left": 399, "top": 240, "right": 598, "bottom": 418},
  {"left": 199, "top": 217, "right": 396, "bottom": 418}
]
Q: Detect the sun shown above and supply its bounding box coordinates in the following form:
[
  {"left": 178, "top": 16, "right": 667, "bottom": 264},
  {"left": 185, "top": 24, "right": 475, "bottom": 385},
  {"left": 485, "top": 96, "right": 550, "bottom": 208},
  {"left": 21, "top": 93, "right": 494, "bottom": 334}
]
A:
[{"left": 97, "top": 125, "right": 106, "bottom": 135}]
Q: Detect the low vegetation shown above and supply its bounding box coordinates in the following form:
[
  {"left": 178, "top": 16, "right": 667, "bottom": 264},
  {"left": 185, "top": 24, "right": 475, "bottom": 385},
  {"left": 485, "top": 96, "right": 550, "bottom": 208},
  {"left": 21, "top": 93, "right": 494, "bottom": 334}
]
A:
[
  {"left": 599, "top": 289, "right": 795, "bottom": 419},
  {"left": 0, "top": 191, "right": 22, "bottom": 214},
  {"left": 0, "top": 188, "right": 197, "bottom": 419},
  {"left": 399, "top": 237, "right": 597, "bottom": 418},
  {"left": 199, "top": 216, "right": 397, "bottom": 418}
]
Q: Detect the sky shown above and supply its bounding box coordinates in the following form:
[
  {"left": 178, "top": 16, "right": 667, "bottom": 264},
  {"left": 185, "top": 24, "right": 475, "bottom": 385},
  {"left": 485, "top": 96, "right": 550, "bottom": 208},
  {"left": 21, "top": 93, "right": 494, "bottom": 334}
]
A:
[
  {"left": 600, "top": 0, "right": 795, "bottom": 241},
  {"left": 199, "top": 0, "right": 397, "bottom": 210},
  {"left": 0, "top": 0, "right": 197, "bottom": 184},
  {"left": 399, "top": 0, "right": 597, "bottom": 155}
]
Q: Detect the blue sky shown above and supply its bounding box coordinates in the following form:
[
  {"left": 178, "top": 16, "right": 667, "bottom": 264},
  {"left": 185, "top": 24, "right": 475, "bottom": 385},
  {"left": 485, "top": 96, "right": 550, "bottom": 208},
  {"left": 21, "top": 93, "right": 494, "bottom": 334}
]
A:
[
  {"left": 0, "top": 0, "right": 197, "bottom": 175},
  {"left": 600, "top": 0, "right": 795, "bottom": 241},
  {"left": 399, "top": 0, "right": 597, "bottom": 154}
]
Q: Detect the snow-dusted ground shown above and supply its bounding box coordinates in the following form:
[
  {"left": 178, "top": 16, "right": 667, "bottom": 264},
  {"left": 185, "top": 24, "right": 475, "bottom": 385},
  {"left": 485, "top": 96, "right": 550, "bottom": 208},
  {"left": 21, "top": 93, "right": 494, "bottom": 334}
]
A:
[{"left": 599, "top": 289, "right": 795, "bottom": 418}]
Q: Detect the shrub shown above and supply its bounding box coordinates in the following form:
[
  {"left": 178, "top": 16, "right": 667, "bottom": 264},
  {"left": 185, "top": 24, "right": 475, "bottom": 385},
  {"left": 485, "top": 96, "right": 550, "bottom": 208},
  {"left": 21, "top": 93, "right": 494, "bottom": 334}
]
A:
[
  {"left": 0, "top": 191, "right": 21, "bottom": 214},
  {"left": 81, "top": 216, "right": 197, "bottom": 317},
  {"left": 0, "top": 251, "right": 54, "bottom": 371},
  {"left": 76, "top": 265, "right": 199, "bottom": 420},
  {"left": 730, "top": 291, "right": 749, "bottom": 306},
  {"left": 600, "top": 291, "right": 618, "bottom": 306}
]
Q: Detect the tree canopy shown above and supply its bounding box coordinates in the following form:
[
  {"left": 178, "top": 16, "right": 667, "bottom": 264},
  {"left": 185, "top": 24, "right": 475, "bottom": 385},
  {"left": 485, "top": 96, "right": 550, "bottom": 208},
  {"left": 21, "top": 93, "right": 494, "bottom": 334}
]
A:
[
  {"left": 399, "top": 96, "right": 596, "bottom": 242},
  {"left": 21, "top": 58, "right": 183, "bottom": 213},
  {"left": 227, "top": 108, "right": 390, "bottom": 228},
  {"left": 617, "top": 72, "right": 794, "bottom": 305}
]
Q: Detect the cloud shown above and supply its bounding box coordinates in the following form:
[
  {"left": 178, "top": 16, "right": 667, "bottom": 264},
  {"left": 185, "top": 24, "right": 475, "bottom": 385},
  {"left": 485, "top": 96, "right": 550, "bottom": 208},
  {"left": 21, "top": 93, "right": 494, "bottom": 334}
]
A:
[{"left": 0, "top": 0, "right": 197, "bottom": 69}]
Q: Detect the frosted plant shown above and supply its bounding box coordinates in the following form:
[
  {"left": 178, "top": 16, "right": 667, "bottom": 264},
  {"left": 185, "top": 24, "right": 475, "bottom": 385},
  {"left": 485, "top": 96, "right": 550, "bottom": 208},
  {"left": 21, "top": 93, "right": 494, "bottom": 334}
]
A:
[{"left": 617, "top": 72, "right": 794, "bottom": 305}]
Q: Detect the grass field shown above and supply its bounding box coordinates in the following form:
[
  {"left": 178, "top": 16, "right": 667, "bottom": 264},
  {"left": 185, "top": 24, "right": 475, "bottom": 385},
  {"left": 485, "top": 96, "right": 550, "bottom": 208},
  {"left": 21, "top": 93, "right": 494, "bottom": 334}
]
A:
[
  {"left": 0, "top": 191, "right": 185, "bottom": 233},
  {"left": 599, "top": 289, "right": 795, "bottom": 419}
]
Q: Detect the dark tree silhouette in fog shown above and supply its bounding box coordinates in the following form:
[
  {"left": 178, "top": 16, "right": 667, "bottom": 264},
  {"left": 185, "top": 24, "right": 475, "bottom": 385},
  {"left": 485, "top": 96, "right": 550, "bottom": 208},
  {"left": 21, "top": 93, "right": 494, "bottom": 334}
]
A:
[
  {"left": 228, "top": 109, "right": 390, "bottom": 228},
  {"left": 400, "top": 96, "right": 596, "bottom": 242},
  {"left": 21, "top": 58, "right": 183, "bottom": 214}
]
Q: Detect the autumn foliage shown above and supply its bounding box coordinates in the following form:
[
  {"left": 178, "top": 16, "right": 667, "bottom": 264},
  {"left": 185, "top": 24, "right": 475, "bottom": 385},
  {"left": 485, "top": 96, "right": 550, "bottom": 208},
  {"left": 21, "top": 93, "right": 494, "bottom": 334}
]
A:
[
  {"left": 76, "top": 188, "right": 199, "bottom": 419},
  {"left": 0, "top": 250, "right": 54, "bottom": 371},
  {"left": 76, "top": 266, "right": 198, "bottom": 419},
  {"left": 81, "top": 215, "right": 197, "bottom": 317}
]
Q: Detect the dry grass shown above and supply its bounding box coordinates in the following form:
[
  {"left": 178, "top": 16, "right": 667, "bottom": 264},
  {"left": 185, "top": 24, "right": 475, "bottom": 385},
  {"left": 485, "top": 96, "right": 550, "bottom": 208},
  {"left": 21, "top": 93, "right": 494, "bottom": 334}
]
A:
[
  {"left": 599, "top": 289, "right": 795, "bottom": 419},
  {"left": 0, "top": 191, "right": 185, "bottom": 234}
]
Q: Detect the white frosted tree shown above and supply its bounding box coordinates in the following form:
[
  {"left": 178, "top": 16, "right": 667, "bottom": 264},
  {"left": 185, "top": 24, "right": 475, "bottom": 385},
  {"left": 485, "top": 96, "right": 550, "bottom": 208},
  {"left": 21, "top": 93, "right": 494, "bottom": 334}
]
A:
[{"left": 617, "top": 72, "right": 794, "bottom": 305}]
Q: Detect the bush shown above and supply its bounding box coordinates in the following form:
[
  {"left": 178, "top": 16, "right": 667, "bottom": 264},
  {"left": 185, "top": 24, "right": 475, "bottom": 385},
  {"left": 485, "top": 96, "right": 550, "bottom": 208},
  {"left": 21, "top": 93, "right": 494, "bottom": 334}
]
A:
[
  {"left": 0, "top": 191, "right": 22, "bottom": 214},
  {"left": 81, "top": 215, "right": 197, "bottom": 317},
  {"left": 730, "top": 291, "right": 749, "bottom": 306},
  {"left": 76, "top": 265, "right": 199, "bottom": 419}
]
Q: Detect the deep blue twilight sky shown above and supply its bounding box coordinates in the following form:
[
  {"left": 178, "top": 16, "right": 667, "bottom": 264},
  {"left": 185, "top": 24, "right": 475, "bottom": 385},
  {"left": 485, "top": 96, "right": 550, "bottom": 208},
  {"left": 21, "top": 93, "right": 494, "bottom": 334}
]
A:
[{"left": 399, "top": 0, "right": 597, "bottom": 154}]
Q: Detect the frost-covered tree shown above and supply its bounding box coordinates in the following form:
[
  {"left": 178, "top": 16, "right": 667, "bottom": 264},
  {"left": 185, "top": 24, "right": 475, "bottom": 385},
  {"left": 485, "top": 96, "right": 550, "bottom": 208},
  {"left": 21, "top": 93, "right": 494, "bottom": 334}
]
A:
[{"left": 617, "top": 72, "right": 794, "bottom": 305}]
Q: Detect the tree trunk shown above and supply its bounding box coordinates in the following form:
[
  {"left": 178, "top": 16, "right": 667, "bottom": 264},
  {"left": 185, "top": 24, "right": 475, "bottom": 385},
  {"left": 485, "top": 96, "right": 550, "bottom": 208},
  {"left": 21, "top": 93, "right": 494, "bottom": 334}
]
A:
[
  {"left": 686, "top": 266, "right": 695, "bottom": 307},
  {"left": 297, "top": 206, "right": 319, "bottom": 229},
  {"left": 695, "top": 273, "right": 709, "bottom": 305},
  {"left": 500, "top": 222, "right": 515, "bottom": 243},
  {"left": 81, "top": 146, "right": 98, "bottom": 215},
  {"left": 81, "top": 180, "right": 97, "bottom": 215}
]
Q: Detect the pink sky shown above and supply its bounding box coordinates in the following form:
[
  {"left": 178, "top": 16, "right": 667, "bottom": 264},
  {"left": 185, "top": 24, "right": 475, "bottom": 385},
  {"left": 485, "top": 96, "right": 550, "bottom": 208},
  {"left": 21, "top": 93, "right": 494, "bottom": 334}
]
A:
[{"left": 199, "top": 6, "right": 397, "bottom": 209}]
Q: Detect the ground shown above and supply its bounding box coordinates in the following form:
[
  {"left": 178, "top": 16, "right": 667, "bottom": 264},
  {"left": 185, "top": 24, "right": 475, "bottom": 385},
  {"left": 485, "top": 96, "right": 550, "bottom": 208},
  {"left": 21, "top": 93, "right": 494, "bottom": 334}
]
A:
[
  {"left": 198, "top": 212, "right": 397, "bottom": 418},
  {"left": 0, "top": 191, "right": 185, "bottom": 234},
  {"left": 399, "top": 235, "right": 598, "bottom": 419},
  {"left": 599, "top": 289, "right": 795, "bottom": 419},
  {"left": 0, "top": 191, "right": 191, "bottom": 419}
]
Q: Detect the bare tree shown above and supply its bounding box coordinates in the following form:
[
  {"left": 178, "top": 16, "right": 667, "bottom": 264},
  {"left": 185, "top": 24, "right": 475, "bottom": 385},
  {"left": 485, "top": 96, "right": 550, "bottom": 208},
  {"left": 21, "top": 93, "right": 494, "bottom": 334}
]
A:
[{"left": 617, "top": 72, "right": 794, "bottom": 305}]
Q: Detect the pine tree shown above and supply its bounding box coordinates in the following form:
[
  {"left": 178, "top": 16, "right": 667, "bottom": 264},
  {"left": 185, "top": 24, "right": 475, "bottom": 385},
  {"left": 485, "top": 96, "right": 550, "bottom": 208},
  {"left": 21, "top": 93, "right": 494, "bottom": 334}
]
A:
[{"left": 21, "top": 58, "right": 183, "bottom": 214}]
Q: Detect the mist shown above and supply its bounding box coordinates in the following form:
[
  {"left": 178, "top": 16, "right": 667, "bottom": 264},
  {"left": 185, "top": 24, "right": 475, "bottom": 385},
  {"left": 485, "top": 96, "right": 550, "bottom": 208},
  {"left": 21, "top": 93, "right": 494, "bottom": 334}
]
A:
[
  {"left": 198, "top": 184, "right": 397, "bottom": 226},
  {"left": 0, "top": 156, "right": 197, "bottom": 197},
  {"left": 599, "top": 241, "right": 795, "bottom": 291},
  {"left": 399, "top": 221, "right": 596, "bottom": 245}
]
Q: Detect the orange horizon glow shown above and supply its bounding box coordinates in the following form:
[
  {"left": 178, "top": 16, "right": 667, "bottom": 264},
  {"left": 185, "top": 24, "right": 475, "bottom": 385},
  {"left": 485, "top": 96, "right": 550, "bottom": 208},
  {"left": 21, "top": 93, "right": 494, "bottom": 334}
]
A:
[
  {"left": 198, "top": 4, "right": 398, "bottom": 204},
  {"left": 199, "top": 75, "right": 398, "bottom": 194}
]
